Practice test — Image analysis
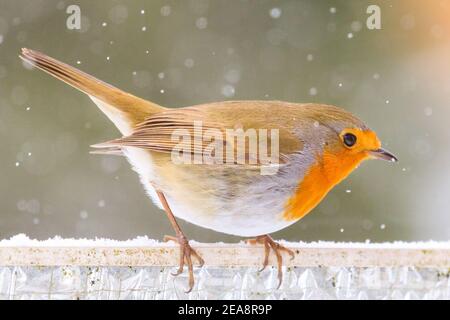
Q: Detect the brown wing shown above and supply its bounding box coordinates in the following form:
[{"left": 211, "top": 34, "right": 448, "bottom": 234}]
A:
[{"left": 92, "top": 101, "right": 304, "bottom": 166}]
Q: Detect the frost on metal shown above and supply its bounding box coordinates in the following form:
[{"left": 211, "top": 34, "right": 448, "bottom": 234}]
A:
[
  {"left": 1, "top": 266, "right": 449, "bottom": 300},
  {"left": 0, "top": 235, "right": 449, "bottom": 300}
]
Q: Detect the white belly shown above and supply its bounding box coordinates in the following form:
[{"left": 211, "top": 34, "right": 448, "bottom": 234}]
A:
[
  {"left": 122, "top": 147, "right": 163, "bottom": 210},
  {"left": 122, "top": 147, "right": 301, "bottom": 237}
]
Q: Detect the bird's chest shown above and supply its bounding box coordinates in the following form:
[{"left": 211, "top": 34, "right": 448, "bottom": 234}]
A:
[{"left": 284, "top": 150, "right": 364, "bottom": 221}]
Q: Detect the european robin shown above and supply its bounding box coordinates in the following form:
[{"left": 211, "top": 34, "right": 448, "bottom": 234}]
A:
[{"left": 20, "top": 49, "right": 397, "bottom": 292}]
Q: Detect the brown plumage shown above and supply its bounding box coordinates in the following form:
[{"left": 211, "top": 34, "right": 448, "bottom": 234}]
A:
[{"left": 20, "top": 48, "right": 397, "bottom": 292}]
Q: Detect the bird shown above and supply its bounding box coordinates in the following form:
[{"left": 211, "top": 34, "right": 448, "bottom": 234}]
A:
[{"left": 20, "top": 48, "right": 397, "bottom": 292}]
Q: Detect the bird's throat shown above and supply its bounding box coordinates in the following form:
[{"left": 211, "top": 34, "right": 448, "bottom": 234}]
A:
[{"left": 283, "top": 149, "right": 367, "bottom": 221}]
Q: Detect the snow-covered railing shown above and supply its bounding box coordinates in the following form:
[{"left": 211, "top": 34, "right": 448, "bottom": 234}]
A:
[{"left": 0, "top": 235, "right": 449, "bottom": 299}]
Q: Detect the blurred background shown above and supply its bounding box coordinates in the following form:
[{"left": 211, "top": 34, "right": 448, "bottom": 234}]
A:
[{"left": 0, "top": 0, "right": 449, "bottom": 243}]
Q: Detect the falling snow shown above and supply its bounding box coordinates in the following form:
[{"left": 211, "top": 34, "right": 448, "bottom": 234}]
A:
[
  {"left": 80, "top": 210, "right": 88, "bottom": 219},
  {"left": 269, "top": 8, "right": 282, "bottom": 19},
  {"left": 195, "top": 17, "right": 208, "bottom": 29},
  {"left": 160, "top": 5, "right": 171, "bottom": 17},
  {"left": 184, "top": 58, "right": 194, "bottom": 68},
  {"left": 221, "top": 85, "right": 235, "bottom": 98}
]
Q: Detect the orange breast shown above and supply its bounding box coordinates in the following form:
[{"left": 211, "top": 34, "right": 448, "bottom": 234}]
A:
[{"left": 283, "top": 149, "right": 368, "bottom": 221}]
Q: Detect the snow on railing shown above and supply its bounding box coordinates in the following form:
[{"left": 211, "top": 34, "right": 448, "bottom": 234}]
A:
[{"left": 0, "top": 234, "right": 449, "bottom": 299}]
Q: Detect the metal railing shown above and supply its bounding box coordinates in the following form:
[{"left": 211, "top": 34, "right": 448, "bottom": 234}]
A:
[{"left": 0, "top": 236, "right": 449, "bottom": 299}]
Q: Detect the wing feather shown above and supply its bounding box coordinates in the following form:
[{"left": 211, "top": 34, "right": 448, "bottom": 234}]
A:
[{"left": 92, "top": 101, "right": 304, "bottom": 166}]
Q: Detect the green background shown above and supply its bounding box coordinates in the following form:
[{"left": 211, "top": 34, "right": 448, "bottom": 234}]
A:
[{"left": 0, "top": 0, "right": 448, "bottom": 243}]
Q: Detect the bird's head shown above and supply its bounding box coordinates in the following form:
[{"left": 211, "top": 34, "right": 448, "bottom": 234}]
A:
[
  {"left": 284, "top": 104, "right": 398, "bottom": 222},
  {"left": 298, "top": 104, "right": 397, "bottom": 182}
]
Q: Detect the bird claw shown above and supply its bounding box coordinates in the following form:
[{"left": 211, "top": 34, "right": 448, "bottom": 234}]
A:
[
  {"left": 164, "top": 234, "right": 204, "bottom": 293},
  {"left": 247, "top": 235, "right": 295, "bottom": 288}
]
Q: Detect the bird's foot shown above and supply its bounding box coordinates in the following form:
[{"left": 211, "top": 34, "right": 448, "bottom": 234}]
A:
[
  {"left": 246, "top": 235, "right": 295, "bottom": 288},
  {"left": 164, "top": 234, "right": 204, "bottom": 293}
]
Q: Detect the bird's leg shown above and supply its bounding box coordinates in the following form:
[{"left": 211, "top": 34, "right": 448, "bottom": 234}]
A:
[
  {"left": 247, "top": 235, "right": 295, "bottom": 288},
  {"left": 156, "top": 191, "right": 204, "bottom": 293}
]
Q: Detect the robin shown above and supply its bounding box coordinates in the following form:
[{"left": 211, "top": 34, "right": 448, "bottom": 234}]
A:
[{"left": 20, "top": 49, "right": 397, "bottom": 292}]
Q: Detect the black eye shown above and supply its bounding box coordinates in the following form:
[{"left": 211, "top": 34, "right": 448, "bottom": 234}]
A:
[{"left": 343, "top": 133, "right": 357, "bottom": 147}]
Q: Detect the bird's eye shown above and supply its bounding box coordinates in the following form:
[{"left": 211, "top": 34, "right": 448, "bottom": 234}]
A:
[{"left": 343, "top": 133, "right": 357, "bottom": 147}]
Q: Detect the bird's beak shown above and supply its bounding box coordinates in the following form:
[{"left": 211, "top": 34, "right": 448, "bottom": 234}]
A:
[{"left": 369, "top": 148, "right": 398, "bottom": 162}]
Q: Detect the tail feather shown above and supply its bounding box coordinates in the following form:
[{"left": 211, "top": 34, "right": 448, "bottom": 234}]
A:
[
  {"left": 20, "top": 48, "right": 165, "bottom": 135},
  {"left": 89, "top": 147, "right": 123, "bottom": 156}
]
